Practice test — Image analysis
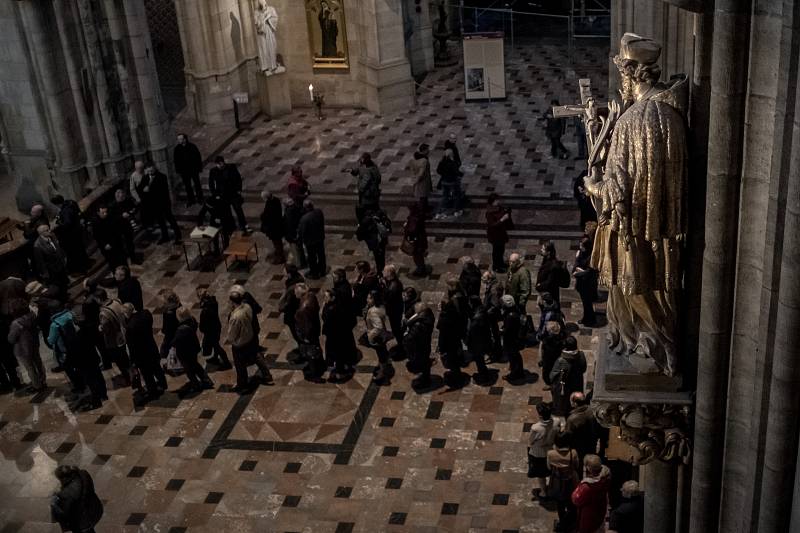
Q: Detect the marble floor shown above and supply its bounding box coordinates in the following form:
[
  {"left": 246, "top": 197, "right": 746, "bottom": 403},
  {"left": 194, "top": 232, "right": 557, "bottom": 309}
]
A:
[{"left": 0, "top": 38, "right": 609, "bottom": 532}]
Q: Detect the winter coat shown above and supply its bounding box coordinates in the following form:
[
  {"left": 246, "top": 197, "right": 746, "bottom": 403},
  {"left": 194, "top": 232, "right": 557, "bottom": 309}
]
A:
[
  {"left": 283, "top": 201, "right": 303, "bottom": 243},
  {"left": 227, "top": 303, "right": 254, "bottom": 348},
  {"left": 547, "top": 446, "right": 580, "bottom": 502},
  {"left": 50, "top": 469, "right": 103, "bottom": 532},
  {"left": 125, "top": 310, "right": 160, "bottom": 366},
  {"left": 354, "top": 164, "right": 381, "bottom": 207},
  {"left": 536, "top": 256, "right": 567, "bottom": 301},
  {"left": 171, "top": 318, "right": 201, "bottom": 361},
  {"left": 8, "top": 312, "right": 39, "bottom": 362},
  {"left": 403, "top": 210, "right": 428, "bottom": 253},
  {"left": 147, "top": 170, "right": 173, "bottom": 209},
  {"left": 444, "top": 139, "right": 462, "bottom": 168},
  {"left": 333, "top": 279, "right": 357, "bottom": 326},
  {"left": 501, "top": 308, "right": 521, "bottom": 355},
  {"left": 466, "top": 307, "right": 493, "bottom": 358},
  {"left": 528, "top": 418, "right": 557, "bottom": 458},
  {"left": 295, "top": 294, "right": 321, "bottom": 343},
  {"left": 287, "top": 175, "right": 309, "bottom": 203},
  {"left": 459, "top": 264, "right": 482, "bottom": 298},
  {"left": 383, "top": 277, "right": 404, "bottom": 318},
  {"left": 174, "top": 142, "right": 203, "bottom": 176},
  {"left": 505, "top": 265, "right": 532, "bottom": 309},
  {"left": 436, "top": 156, "right": 461, "bottom": 184},
  {"left": 550, "top": 349, "right": 588, "bottom": 416},
  {"left": 298, "top": 208, "right": 325, "bottom": 245},
  {"left": 364, "top": 305, "right": 391, "bottom": 345},
  {"left": 403, "top": 308, "right": 435, "bottom": 373},
  {"left": 47, "top": 309, "right": 75, "bottom": 361},
  {"left": 565, "top": 404, "right": 598, "bottom": 459},
  {"left": 278, "top": 273, "right": 305, "bottom": 326},
  {"left": 482, "top": 278, "right": 504, "bottom": 320},
  {"left": 571, "top": 465, "right": 611, "bottom": 533},
  {"left": 260, "top": 196, "right": 285, "bottom": 241},
  {"left": 486, "top": 205, "right": 512, "bottom": 244},
  {"left": 117, "top": 276, "right": 144, "bottom": 312},
  {"left": 539, "top": 328, "right": 565, "bottom": 384},
  {"left": 242, "top": 292, "right": 262, "bottom": 338},
  {"left": 198, "top": 295, "right": 222, "bottom": 342},
  {"left": 437, "top": 300, "right": 463, "bottom": 368},
  {"left": 33, "top": 236, "right": 68, "bottom": 281},
  {"left": 322, "top": 299, "right": 357, "bottom": 366},
  {"left": 161, "top": 303, "right": 180, "bottom": 353},
  {"left": 209, "top": 164, "right": 243, "bottom": 202},
  {"left": 609, "top": 494, "right": 644, "bottom": 533},
  {"left": 353, "top": 272, "right": 380, "bottom": 316},
  {"left": 411, "top": 154, "right": 432, "bottom": 199},
  {"left": 98, "top": 299, "right": 127, "bottom": 349}
]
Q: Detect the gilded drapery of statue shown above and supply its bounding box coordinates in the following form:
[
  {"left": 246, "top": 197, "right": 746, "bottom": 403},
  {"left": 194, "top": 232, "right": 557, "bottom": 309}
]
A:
[{"left": 584, "top": 33, "right": 688, "bottom": 377}]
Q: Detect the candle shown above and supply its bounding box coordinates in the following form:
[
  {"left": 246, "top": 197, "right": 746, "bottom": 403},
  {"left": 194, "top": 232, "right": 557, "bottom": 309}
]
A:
[{"left": 309, "top": 84, "right": 314, "bottom": 102}]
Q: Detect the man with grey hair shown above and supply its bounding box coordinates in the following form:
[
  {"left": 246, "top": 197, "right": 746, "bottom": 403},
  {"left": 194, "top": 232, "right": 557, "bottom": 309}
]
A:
[
  {"left": 227, "top": 285, "right": 273, "bottom": 393},
  {"left": 32, "top": 224, "right": 69, "bottom": 297},
  {"left": 505, "top": 252, "right": 531, "bottom": 315},
  {"left": 458, "top": 256, "right": 481, "bottom": 298},
  {"left": 608, "top": 480, "right": 643, "bottom": 533},
  {"left": 500, "top": 293, "right": 525, "bottom": 382}
]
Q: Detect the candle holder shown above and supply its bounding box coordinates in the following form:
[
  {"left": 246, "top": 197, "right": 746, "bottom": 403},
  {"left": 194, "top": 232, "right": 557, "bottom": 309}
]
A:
[{"left": 312, "top": 93, "right": 325, "bottom": 120}]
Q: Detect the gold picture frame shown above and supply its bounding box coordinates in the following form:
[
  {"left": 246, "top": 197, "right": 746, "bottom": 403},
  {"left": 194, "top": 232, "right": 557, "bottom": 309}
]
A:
[{"left": 305, "top": 0, "right": 349, "bottom": 70}]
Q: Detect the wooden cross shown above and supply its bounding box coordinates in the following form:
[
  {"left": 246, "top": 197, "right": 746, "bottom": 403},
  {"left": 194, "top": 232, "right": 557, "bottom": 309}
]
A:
[{"left": 551, "top": 78, "right": 615, "bottom": 170}]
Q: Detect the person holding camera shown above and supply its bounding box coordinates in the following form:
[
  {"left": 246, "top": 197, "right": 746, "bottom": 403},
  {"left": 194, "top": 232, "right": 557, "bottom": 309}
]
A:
[{"left": 485, "top": 194, "right": 513, "bottom": 273}]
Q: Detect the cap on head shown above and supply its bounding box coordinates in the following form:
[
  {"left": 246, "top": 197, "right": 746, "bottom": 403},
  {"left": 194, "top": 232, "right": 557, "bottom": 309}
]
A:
[{"left": 620, "top": 32, "right": 662, "bottom": 65}]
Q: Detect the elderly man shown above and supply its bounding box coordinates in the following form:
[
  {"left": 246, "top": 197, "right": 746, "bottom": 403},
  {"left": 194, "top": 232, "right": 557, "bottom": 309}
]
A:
[
  {"left": 505, "top": 253, "right": 531, "bottom": 315},
  {"left": 32, "top": 225, "right": 69, "bottom": 297},
  {"left": 565, "top": 392, "right": 599, "bottom": 464},
  {"left": 227, "top": 285, "right": 273, "bottom": 394},
  {"left": 458, "top": 256, "right": 482, "bottom": 298},
  {"left": 608, "top": 480, "right": 644, "bottom": 533},
  {"left": 571, "top": 455, "right": 611, "bottom": 533},
  {"left": 500, "top": 294, "right": 525, "bottom": 382},
  {"left": 381, "top": 265, "right": 404, "bottom": 359}
]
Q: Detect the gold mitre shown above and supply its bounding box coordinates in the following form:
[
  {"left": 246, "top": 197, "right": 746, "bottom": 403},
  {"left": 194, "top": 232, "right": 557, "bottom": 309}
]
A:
[{"left": 620, "top": 33, "right": 661, "bottom": 65}]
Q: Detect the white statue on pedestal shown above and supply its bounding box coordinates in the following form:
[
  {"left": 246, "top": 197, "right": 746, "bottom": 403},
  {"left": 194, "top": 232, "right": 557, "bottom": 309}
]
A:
[{"left": 255, "top": 1, "right": 283, "bottom": 75}]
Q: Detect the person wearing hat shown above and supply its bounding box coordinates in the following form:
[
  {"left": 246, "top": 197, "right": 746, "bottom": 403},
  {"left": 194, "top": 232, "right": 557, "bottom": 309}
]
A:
[
  {"left": 410, "top": 144, "right": 432, "bottom": 216},
  {"left": 209, "top": 155, "right": 252, "bottom": 234},
  {"left": 500, "top": 293, "right": 525, "bottom": 382},
  {"left": 227, "top": 285, "right": 273, "bottom": 393}
]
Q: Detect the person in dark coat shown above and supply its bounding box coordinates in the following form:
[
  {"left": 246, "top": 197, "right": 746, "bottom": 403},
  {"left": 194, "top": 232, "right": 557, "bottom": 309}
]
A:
[
  {"left": 197, "top": 194, "right": 236, "bottom": 249},
  {"left": 170, "top": 306, "right": 214, "bottom": 392},
  {"left": 549, "top": 336, "right": 587, "bottom": 418},
  {"left": 197, "top": 288, "right": 231, "bottom": 369},
  {"left": 349, "top": 152, "right": 382, "bottom": 221},
  {"left": 114, "top": 265, "right": 143, "bottom": 312},
  {"left": 381, "top": 264, "right": 405, "bottom": 360},
  {"left": 565, "top": 392, "right": 599, "bottom": 464},
  {"left": 573, "top": 171, "right": 598, "bottom": 231},
  {"left": 356, "top": 209, "right": 390, "bottom": 274},
  {"left": 241, "top": 289, "right": 264, "bottom": 352},
  {"left": 352, "top": 261, "right": 379, "bottom": 317},
  {"left": 21, "top": 204, "right": 49, "bottom": 275},
  {"left": 92, "top": 205, "right": 128, "bottom": 268},
  {"left": 295, "top": 288, "right": 325, "bottom": 380},
  {"left": 404, "top": 204, "right": 429, "bottom": 277},
  {"left": 444, "top": 132, "right": 462, "bottom": 168},
  {"left": 481, "top": 271, "right": 504, "bottom": 362},
  {"left": 539, "top": 319, "right": 565, "bottom": 389},
  {"left": 173, "top": 133, "right": 204, "bottom": 205},
  {"left": 51, "top": 195, "right": 89, "bottom": 273},
  {"left": 501, "top": 294, "right": 525, "bottom": 382},
  {"left": 297, "top": 199, "right": 327, "bottom": 279},
  {"left": 573, "top": 236, "right": 598, "bottom": 326},
  {"left": 32, "top": 225, "right": 70, "bottom": 297},
  {"left": 465, "top": 296, "right": 493, "bottom": 384},
  {"left": 485, "top": 194, "right": 513, "bottom": 273},
  {"left": 51, "top": 465, "right": 103, "bottom": 533},
  {"left": 7, "top": 299, "right": 46, "bottom": 391},
  {"left": 537, "top": 292, "right": 565, "bottom": 339},
  {"left": 435, "top": 149, "right": 463, "bottom": 218},
  {"left": 260, "top": 191, "right": 285, "bottom": 264},
  {"left": 158, "top": 289, "right": 181, "bottom": 357},
  {"left": 110, "top": 188, "right": 141, "bottom": 264},
  {"left": 283, "top": 198, "right": 306, "bottom": 268},
  {"left": 436, "top": 293, "right": 464, "bottom": 386},
  {"left": 278, "top": 264, "right": 305, "bottom": 350},
  {"left": 402, "top": 287, "right": 419, "bottom": 323},
  {"left": 332, "top": 268, "right": 356, "bottom": 321},
  {"left": 322, "top": 289, "right": 358, "bottom": 382},
  {"left": 143, "top": 164, "right": 182, "bottom": 244},
  {"left": 545, "top": 99, "right": 569, "bottom": 159},
  {"left": 536, "top": 241, "right": 568, "bottom": 304},
  {"left": 403, "top": 302, "right": 435, "bottom": 389},
  {"left": 70, "top": 309, "right": 108, "bottom": 410},
  {"left": 122, "top": 303, "right": 167, "bottom": 399},
  {"left": 458, "top": 256, "right": 482, "bottom": 298},
  {"left": 208, "top": 155, "right": 250, "bottom": 232},
  {"left": 609, "top": 481, "right": 644, "bottom": 533}
]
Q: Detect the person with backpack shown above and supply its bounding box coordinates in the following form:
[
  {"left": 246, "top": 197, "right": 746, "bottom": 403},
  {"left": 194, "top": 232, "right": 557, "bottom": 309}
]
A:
[
  {"left": 51, "top": 465, "right": 103, "bottom": 532},
  {"left": 171, "top": 306, "right": 214, "bottom": 393},
  {"left": 122, "top": 303, "right": 167, "bottom": 400},
  {"left": 356, "top": 208, "right": 391, "bottom": 274},
  {"left": 8, "top": 298, "right": 46, "bottom": 392},
  {"left": 500, "top": 294, "right": 526, "bottom": 383},
  {"left": 549, "top": 336, "right": 588, "bottom": 425},
  {"left": 349, "top": 152, "right": 382, "bottom": 222},
  {"left": 547, "top": 431, "right": 580, "bottom": 532},
  {"left": 536, "top": 241, "right": 570, "bottom": 305},
  {"left": 96, "top": 288, "right": 131, "bottom": 386},
  {"left": 197, "top": 288, "right": 232, "bottom": 370}
]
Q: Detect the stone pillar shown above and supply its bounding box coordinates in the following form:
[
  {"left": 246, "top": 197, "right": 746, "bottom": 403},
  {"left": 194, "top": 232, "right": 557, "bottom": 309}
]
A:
[
  {"left": 358, "top": 0, "right": 416, "bottom": 116},
  {"left": 404, "top": 0, "right": 434, "bottom": 76},
  {"left": 176, "top": 0, "right": 260, "bottom": 125},
  {"left": 689, "top": 0, "right": 752, "bottom": 532},
  {"left": 642, "top": 461, "right": 678, "bottom": 533}
]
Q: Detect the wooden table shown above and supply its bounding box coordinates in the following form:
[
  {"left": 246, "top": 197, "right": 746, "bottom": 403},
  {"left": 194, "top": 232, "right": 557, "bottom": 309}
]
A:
[
  {"left": 182, "top": 226, "right": 221, "bottom": 271},
  {"left": 222, "top": 234, "right": 259, "bottom": 271},
  {"left": 0, "top": 217, "right": 17, "bottom": 243}
]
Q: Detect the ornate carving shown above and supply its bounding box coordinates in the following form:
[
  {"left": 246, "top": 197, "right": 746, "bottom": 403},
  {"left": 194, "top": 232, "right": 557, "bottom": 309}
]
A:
[{"left": 594, "top": 401, "right": 692, "bottom": 465}]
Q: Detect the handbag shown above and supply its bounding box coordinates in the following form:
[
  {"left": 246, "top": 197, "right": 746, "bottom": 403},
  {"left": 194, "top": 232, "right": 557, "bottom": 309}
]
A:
[
  {"left": 164, "top": 347, "right": 183, "bottom": 375},
  {"left": 400, "top": 236, "right": 415, "bottom": 256}
]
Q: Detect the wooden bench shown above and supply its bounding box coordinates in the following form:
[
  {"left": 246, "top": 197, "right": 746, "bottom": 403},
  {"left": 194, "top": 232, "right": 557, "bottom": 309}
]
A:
[{"left": 222, "top": 233, "right": 259, "bottom": 271}]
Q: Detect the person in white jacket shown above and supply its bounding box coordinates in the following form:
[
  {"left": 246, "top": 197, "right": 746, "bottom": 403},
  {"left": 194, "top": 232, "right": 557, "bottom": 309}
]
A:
[{"left": 528, "top": 401, "right": 558, "bottom": 500}]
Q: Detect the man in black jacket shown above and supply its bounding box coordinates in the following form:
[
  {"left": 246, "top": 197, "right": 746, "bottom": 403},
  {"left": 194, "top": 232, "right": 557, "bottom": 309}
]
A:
[
  {"left": 403, "top": 302, "right": 435, "bottom": 389},
  {"left": 143, "top": 163, "right": 182, "bottom": 244},
  {"left": 197, "top": 288, "right": 232, "bottom": 369},
  {"left": 283, "top": 198, "right": 306, "bottom": 269},
  {"left": 609, "top": 481, "right": 644, "bottom": 533},
  {"left": 51, "top": 195, "right": 90, "bottom": 273},
  {"left": 208, "top": 156, "right": 250, "bottom": 233},
  {"left": 92, "top": 205, "right": 128, "bottom": 269},
  {"left": 122, "top": 303, "right": 167, "bottom": 399},
  {"left": 298, "top": 200, "right": 326, "bottom": 279},
  {"left": 170, "top": 306, "right": 214, "bottom": 392},
  {"left": 260, "top": 191, "right": 285, "bottom": 264},
  {"left": 381, "top": 265, "right": 405, "bottom": 359},
  {"left": 536, "top": 240, "right": 568, "bottom": 304},
  {"left": 173, "top": 133, "right": 204, "bottom": 205}
]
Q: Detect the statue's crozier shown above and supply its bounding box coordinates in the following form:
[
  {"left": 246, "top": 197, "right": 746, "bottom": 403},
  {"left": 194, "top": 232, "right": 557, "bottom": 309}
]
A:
[{"left": 584, "top": 33, "right": 688, "bottom": 377}]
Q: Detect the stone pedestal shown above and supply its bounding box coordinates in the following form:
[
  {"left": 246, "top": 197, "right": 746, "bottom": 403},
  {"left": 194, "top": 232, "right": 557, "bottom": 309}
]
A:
[{"left": 258, "top": 70, "right": 292, "bottom": 118}]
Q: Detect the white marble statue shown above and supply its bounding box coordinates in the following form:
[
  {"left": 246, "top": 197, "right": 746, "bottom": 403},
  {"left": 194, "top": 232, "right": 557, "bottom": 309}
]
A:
[{"left": 255, "top": 1, "right": 281, "bottom": 74}]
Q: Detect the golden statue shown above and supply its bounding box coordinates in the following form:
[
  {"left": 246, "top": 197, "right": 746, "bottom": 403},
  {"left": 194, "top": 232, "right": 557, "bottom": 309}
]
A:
[{"left": 583, "top": 33, "right": 688, "bottom": 377}]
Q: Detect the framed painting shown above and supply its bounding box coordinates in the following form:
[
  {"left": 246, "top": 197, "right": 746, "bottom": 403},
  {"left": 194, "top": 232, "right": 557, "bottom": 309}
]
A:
[{"left": 305, "top": 0, "right": 349, "bottom": 70}]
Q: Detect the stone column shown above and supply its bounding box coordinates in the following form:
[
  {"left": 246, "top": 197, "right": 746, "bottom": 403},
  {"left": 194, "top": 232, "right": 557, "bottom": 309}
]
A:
[
  {"left": 642, "top": 461, "right": 678, "bottom": 533},
  {"left": 358, "top": 0, "right": 415, "bottom": 116},
  {"left": 404, "top": 0, "right": 434, "bottom": 76},
  {"left": 689, "top": 0, "right": 752, "bottom": 532}
]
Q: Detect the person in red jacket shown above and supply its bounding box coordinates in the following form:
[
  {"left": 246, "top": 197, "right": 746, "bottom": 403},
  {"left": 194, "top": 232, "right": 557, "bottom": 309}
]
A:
[{"left": 571, "top": 454, "right": 611, "bottom": 533}]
